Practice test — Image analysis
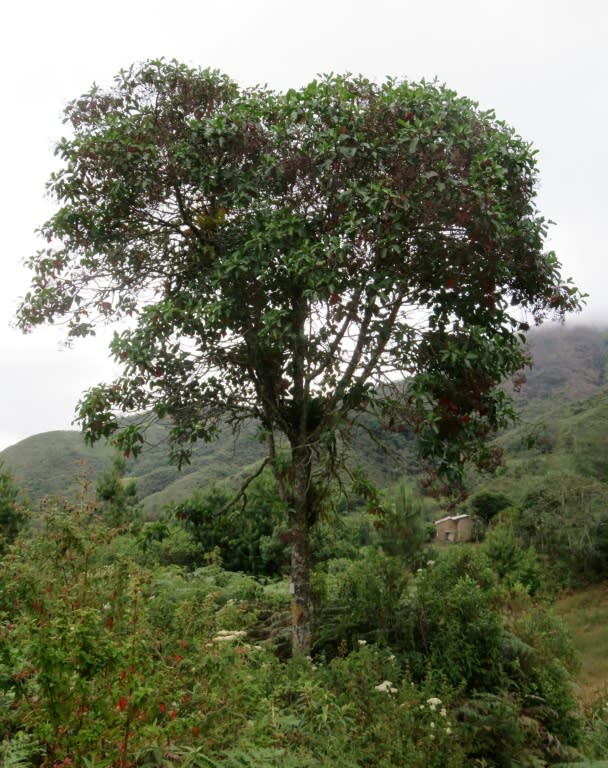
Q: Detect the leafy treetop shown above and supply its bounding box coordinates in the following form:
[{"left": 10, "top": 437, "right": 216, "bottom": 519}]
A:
[{"left": 17, "top": 59, "right": 581, "bottom": 483}]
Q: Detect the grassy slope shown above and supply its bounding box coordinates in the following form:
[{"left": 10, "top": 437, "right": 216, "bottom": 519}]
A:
[
  {"left": 466, "top": 389, "right": 608, "bottom": 505},
  {"left": 0, "top": 431, "right": 117, "bottom": 504},
  {"left": 513, "top": 324, "right": 608, "bottom": 413},
  {"left": 0, "top": 414, "right": 414, "bottom": 518},
  {"left": 556, "top": 584, "right": 608, "bottom": 702}
]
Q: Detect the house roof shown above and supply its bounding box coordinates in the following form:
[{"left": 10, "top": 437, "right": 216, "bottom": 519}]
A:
[{"left": 434, "top": 514, "right": 470, "bottom": 525}]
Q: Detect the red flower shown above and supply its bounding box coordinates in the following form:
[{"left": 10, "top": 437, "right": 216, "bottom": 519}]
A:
[
  {"left": 117, "top": 695, "right": 129, "bottom": 711},
  {"left": 159, "top": 702, "right": 167, "bottom": 715}
]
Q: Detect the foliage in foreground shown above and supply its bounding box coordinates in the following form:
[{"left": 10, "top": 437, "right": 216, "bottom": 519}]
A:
[
  {"left": 0, "top": 489, "right": 597, "bottom": 767},
  {"left": 0, "top": 463, "right": 28, "bottom": 555}
]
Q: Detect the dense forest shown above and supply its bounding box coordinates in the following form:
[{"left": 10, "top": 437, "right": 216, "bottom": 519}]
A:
[{"left": 1, "top": 324, "right": 608, "bottom": 767}]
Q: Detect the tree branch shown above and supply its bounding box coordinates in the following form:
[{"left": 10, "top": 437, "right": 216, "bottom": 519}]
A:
[{"left": 223, "top": 456, "right": 271, "bottom": 521}]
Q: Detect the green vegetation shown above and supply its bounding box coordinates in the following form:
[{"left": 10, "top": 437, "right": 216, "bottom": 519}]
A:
[
  {"left": 0, "top": 464, "right": 27, "bottom": 555},
  {"left": 556, "top": 585, "right": 608, "bottom": 701},
  {"left": 461, "top": 385, "right": 608, "bottom": 587},
  {"left": 1, "top": 487, "right": 601, "bottom": 767},
  {"left": 2, "top": 327, "right": 608, "bottom": 764}
]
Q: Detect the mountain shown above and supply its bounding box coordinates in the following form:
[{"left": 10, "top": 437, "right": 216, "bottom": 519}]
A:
[
  {"left": 512, "top": 323, "right": 608, "bottom": 413},
  {"left": 2, "top": 324, "right": 607, "bottom": 516},
  {"left": 468, "top": 387, "right": 608, "bottom": 500},
  {"left": 0, "top": 412, "right": 414, "bottom": 519},
  {"left": 0, "top": 419, "right": 268, "bottom": 517},
  {"left": 0, "top": 431, "right": 117, "bottom": 502}
]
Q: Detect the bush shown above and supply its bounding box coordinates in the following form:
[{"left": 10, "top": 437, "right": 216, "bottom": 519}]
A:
[
  {"left": 400, "top": 547, "right": 505, "bottom": 692},
  {"left": 375, "top": 483, "right": 434, "bottom": 559},
  {"left": 312, "top": 547, "right": 409, "bottom": 654},
  {"left": 96, "top": 454, "right": 143, "bottom": 531},
  {"left": 484, "top": 521, "right": 542, "bottom": 594},
  {"left": 470, "top": 491, "right": 513, "bottom": 524},
  {"left": 0, "top": 484, "right": 587, "bottom": 767},
  {"left": 0, "top": 463, "right": 28, "bottom": 555},
  {"left": 516, "top": 475, "right": 608, "bottom": 585},
  {"left": 173, "top": 474, "right": 289, "bottom": 576}
]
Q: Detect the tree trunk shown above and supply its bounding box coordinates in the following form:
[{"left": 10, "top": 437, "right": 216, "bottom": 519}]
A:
[{"left": 289, "top": 444, "right": 312, "bottom": 655}]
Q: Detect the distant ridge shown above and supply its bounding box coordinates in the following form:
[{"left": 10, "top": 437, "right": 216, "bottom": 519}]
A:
[{"left": 2, "top": 325, "right": 607, "bottom": 515}]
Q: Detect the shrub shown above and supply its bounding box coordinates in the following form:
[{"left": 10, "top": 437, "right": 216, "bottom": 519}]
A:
[
  {"left": 312, "top": 547, "right": 409, "bottom": 654},
  {"left": 95, "top": 454, "right": 143, "bottom": 531},
  {"left": 516, "top": 475, "right": 608, "bottom": 585},
  {"left": 0, "top": 463, "right": 28, "bottom": 555},
  {"left": 401, "top": 547, "right": 505, "bottom": 692},
  {"left": 0, "top": 486, "right": 586, "bottom": 767},
  {"left": 484, "top": 522, "right": 542, "bottom": 594},
  {"left": 470, "top": 491, "right": 513, "bottom": 524},
  {"left": 173, "top": 474, "right": 289, "bottom": 576},
  {"left": 375, "top": 483, "right": 434, "bottom": 559}
]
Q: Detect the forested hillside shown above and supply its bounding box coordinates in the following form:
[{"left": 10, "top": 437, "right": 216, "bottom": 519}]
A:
[{"left": 512, "top": 324, "right": 608, "bottom": 411}]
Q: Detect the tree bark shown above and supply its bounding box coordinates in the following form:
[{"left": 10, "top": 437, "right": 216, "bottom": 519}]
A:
[{"left": 289, "top": 443, "right": 312, "bottom": 655}]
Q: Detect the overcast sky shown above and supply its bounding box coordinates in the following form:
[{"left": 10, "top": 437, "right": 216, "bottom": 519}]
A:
[{"left": 0, "top": 0, "right": 606, "bottom": 450}]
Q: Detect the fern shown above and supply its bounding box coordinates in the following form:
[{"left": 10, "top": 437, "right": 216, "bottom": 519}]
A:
[
  {"left": 223, "top": 747, "right": 315, "bottom": 767},
  {"left": 173, "top": 745, "right": 315, "bottom": 768},
  {"left": 553, "top": 763, "right": 608, "bottom": 767},
  {"left": 0, "top": 733, "right": 39, "bottom": 768}
]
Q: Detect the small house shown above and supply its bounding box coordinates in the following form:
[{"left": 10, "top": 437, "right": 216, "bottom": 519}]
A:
[{"left": 434, "top": 514, "right": 472, "bottom": 543}]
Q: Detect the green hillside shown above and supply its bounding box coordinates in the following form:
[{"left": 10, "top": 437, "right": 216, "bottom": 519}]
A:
[
  {"left": 468, "top": 388, "right": 608, "bottom": 503},
  {"left": 0, "top": 431, "right": 117, "bottom": 503},
  {"left": 0, "top": 413, "right": 414, "bottom": 517},
  {"left": 2, "top": 324, "right": 607, "bottom": 516},
  {"left": 0, "top": 420, "right": 269, "bottom": 515},
  {"left": 513, "top": 324, "right": 608, "bottom": 413}
]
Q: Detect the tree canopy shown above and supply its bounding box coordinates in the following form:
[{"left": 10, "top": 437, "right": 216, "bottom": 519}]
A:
[{"left": 17, "top": 60, "right": 581, "bottom": 652}]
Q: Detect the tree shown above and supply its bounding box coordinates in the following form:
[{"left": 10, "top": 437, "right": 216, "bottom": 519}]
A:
[
  {"left": 0, "top": 463, "right": 27, "bottom": 554},
  {"left": 96, "top": 454, "right": 142, "bottom": 530},
  {"left": 17, "top": 60, "right": 581, "bottom": 653},
  {"left": 173, "top": 474, "right": 289, "bottom": 576},
  {"left": 470, "top": 491, "right": 513, "bottom": 524}
]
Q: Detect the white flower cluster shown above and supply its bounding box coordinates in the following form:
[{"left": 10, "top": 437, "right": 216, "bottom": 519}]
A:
[
  {"left": 422, "top": 696, "right": 452, "bottom": 735},
  {"left": 374, "top": 680, "right": 398, "bottom": 694},
  {"left": 212, "top": 629, "right": 247, "bottom": 642}
]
